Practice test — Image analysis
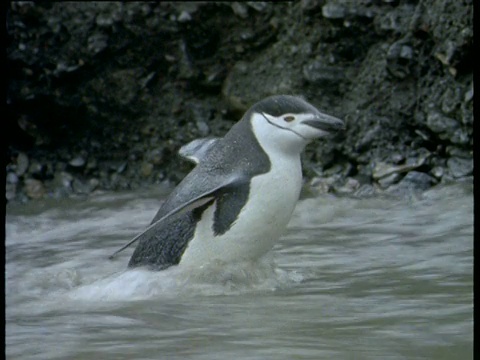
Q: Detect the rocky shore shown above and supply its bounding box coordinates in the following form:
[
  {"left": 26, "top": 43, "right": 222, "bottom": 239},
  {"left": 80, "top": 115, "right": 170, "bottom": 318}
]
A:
[{"left": 6, "top": 1, "right": 473, "bottom": 203}]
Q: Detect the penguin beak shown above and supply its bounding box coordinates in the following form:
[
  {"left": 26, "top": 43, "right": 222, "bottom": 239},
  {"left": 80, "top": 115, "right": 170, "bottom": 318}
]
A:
[{"left": 302, "top": 112, "right": 345, "bottom": 134}]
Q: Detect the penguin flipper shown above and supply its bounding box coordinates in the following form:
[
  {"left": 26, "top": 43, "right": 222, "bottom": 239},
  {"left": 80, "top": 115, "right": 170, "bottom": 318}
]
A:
[
  {"left": 108, "top": 173, "right": 242, "bottom": 260},
  {"left": 178, "top": 137, "right": 220, "bottom": 164}
]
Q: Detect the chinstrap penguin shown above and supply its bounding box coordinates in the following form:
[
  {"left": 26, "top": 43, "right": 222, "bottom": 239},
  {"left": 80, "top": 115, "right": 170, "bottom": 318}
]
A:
[{"left": 110, "top": 95, "right": 345, "bottom": 270}]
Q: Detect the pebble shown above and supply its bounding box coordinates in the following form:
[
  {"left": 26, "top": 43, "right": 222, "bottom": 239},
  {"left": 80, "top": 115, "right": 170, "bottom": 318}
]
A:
[
  {"left": 6, "top": 183, "right": 17, "bottom": 201},
  {"left": 69, "top": 156, "right": 86, "bottom": 168},
  {"left": 24, "top": 178, "right": 46, "bottom": 199},
  {"left": 177, "top": 11, "right": 192, "bottom": 23},
  {"left": 7, "top": 172, "right": 19, "bottom": 184},
  {"left": 430, "top": 166, "right": 444, "bottom": 179},
  {"left": 322, "top": 3, "right": 347, "bottom": 19},
  {"left": 16, "top": 152, "right": 29, "bottom": 176},
  {"left": 141, "top": 162, "right": 154, "bottom": 177}
]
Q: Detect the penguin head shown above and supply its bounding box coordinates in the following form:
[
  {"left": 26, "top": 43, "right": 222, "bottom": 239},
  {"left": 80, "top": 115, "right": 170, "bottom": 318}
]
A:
[{"left": 247, "top": 95, "right": 345, "bottom": 153}]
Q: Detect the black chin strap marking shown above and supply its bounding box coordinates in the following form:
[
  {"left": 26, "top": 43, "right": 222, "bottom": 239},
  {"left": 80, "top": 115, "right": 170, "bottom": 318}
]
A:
[{"left": 260, "top": 113, "right": 308, "bottom": 140}]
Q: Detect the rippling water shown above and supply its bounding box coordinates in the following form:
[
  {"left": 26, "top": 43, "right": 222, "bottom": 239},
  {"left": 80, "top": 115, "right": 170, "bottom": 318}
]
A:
[{"left": 5, "top": 182, "right": 473, "bottom": 359}]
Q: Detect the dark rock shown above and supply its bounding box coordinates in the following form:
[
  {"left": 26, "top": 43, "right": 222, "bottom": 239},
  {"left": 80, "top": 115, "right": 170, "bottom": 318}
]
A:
[
  {"left": 374, "top": 4, "right": 416, "bottom": 34},
  {"left": 28, "top": 161, "right": 49, "bottom": 180},
  {"left": 140, "top": 162, "right": 154, "bottom": 178},
  {"left": 24, "top": 178, "right": 46, "bottom": 199},
  {"left": 230, "top": 3, "right": 248, "bottom": 18},
  {"left": 464, "top": 82, "right": 473, "bottom": 102},
  {"left": 447, "top": 157, "right": 473, "bottom": 178},
  {"left": 303, "top": 61, "right": 346, "bottom": 85},
  {"left": 335, "top": 178, "right": 360, "bottom": 194},
  {"left": 72, "top": 177, "right": 99, "bottom": 194},
  {"left": 53, "top": 171, "right": 74, "bottom": 192},
  {"left": 68, "top": 156, "right": 86, "bottom": 168},
  {"left": 426, "top": 110, "right": 459, "bottom": 135},
  {"left": 386, "top": 171, "right": 437, "bottom": 195},
  {"left": 372, "top": 151, "right": 429, "bottom": 180},
  {"left": 353, "top": 184, "right": 377, "bottom": 198},
  {"left": 16, "top": 153, "right": 29, "bottom": 176},
  {"left": 430, "top": 166, "right": 444, "bottom": 179},
  {"left": 87, "top": 33, "right": 109, "bottom": 56},
  {"left": 177, "top": 11, "right": 192, "bottom": 23},
  {"left": 6, "top": 183, "right": 17, "bottom": 201},
  {"left": 146, "top": 148, "right": 164, "bottom": 165},
  {"left": 386, "top": 40, "right": 414, "bottom": 79},
  {"left": 378, "top": 173, "right": 401, "bottom": 188},
  {"left": 322, "top": 3, "right": 347, "bottom": 19},
  {"left": 7, "top": 172, "right": 19, "bottom": 184}
]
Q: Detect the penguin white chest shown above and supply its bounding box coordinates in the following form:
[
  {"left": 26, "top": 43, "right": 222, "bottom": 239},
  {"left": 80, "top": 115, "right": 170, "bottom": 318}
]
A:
[{"left": 179, "top": 155, "right": 303, "bottom": 268}]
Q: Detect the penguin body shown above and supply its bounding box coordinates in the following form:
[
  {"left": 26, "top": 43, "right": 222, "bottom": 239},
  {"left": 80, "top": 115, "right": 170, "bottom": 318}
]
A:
[{"left": 111, "top": 95, "right": 345, "bottom": 270}]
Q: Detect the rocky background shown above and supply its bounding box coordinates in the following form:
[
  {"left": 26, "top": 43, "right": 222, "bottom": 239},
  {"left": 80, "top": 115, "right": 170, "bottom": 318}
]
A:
[{"left": 6, "top": 1, "right": 473, "bottom": 203}]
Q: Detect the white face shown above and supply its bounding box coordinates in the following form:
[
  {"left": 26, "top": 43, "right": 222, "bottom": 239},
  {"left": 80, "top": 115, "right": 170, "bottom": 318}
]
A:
[{"left": 251, "top": 112, "right": 335, "bottom": 155}]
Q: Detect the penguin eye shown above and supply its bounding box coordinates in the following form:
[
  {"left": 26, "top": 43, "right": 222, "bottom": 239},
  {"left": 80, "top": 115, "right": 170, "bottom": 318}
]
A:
[{"left": 283, "top": 115, "right": 295, "bottom": 122}]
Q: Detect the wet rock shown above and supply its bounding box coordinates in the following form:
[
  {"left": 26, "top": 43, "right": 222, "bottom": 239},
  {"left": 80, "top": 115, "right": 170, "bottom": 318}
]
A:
[
  {"left": 7, "top": 172, "right": 19, "bottom": 184},
  {"left": 110, "top": 173, "right": 130, "bottom": 190},
  {"left": 146, "top": 148, "right": 164, "bottom": 165},
  {"left": 300, "top": 0, "right": 322, "bottom": 11},
  {"left": 353, "top": 184, "right": 377, "bottom": 198},
  {"left": 355, "top": 124, "right": 382, "bottom": 152},
  {"left": 309, "top": 175, "right": 342, "bottom": 195},
  {"left": 303, "top": 61, "right": 345, "bottom": 85},
  {"left": 464, "top": 82, "right": 473, "bottom": 102},
  {"left": 230, "top": 3, "right": 248, "bottom": 18},
  {"left": 16, "top": 152, "right": 29, "bottom": 176},
  {"left": 374, "top": 4, "right": 416, "bottom": 33},
  {"left": 6, "top": 183, "right": 17, "bottom": 201},
  {"left": 69, "top": 156, "right": 86, "bottom": 168},
  {"left": 322, "top": 3, "right": 347, "bottom": 19},
  {"left": 386, "top": 40, "right": 414, "bottom": 79},
  {"left": 447, "top": 157, "right": 473, "bottom": 178},
  {"left": 372, "top": 153, "right": 428, "bottom": 180},
  {"left": 378, "top": 173, "right": 401, "bottom": 188},
  {"left": 140, "top": 162, "right": 154, "bottom": 177},
  {"left": 426, "top": 110, "right": 459, "bottom": 136},
  {"left": 86, "top": 158, "right": 98, "bottom": 172},
  {"left": 187, "top": 102, "right": 211, "bottom": 137},
  {"left": 441, "top": 86, "right": 462, "bottom": 114},
  {"left": 386, "top": 171, "right": 437, "bottom": 196},
  {"left": 28, "top": 161, "right": 49, "bottom": 180},
  {"left": 53, "top": 171, "right": 74, "bottom": 192},
  {"left": 87, "top": 32, "right": 109, "bottom": 56},
  {"left": 177, "top": 11, "right": 192, "bottom": 23},
  {"left": 72, "top": 177, "right": 99, "bottom": 194},
  {"left": 430, "top": 166, "right": 444, "bottom": 179},
  {"left": 446, "top": 147, "right": 471, "bottom": 158},
  {"left": 24, "top": 178, "right": 46, "bottom": 199},
  {"left": 335, "top": 178, "right": 360, "bottom": 194},
  {"left": 449, "top": 128, "right": 470, "bottom": 145},
  {"left": 246, "top": 2, "right": 268, "bottom": 12}
]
